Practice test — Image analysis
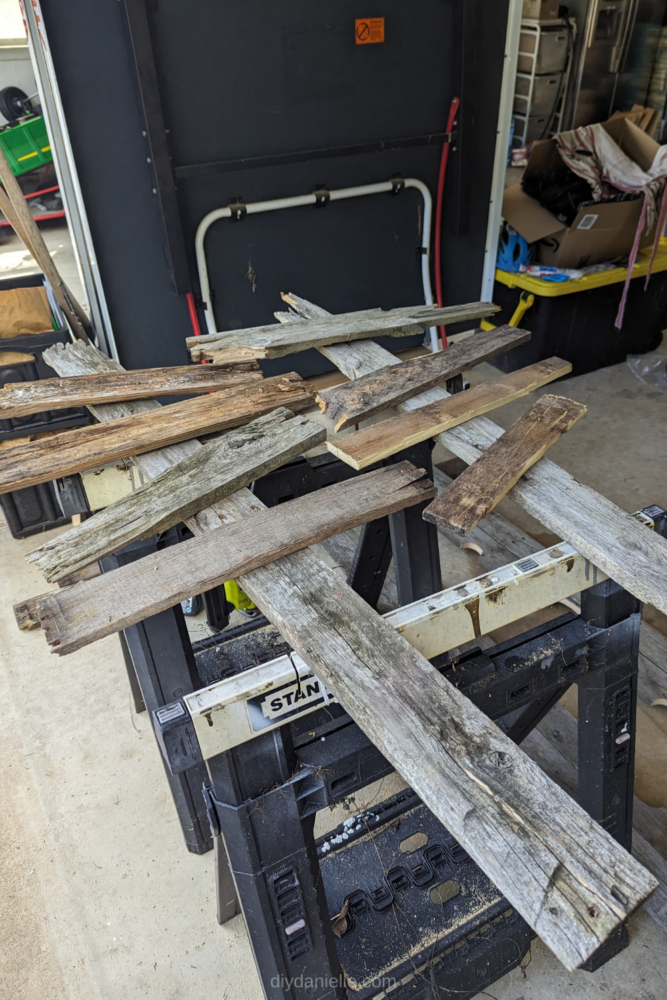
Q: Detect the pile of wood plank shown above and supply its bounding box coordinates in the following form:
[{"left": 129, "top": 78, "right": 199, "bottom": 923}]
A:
[{"left": 6, "top": 295, "right": 667, "bottom": 972}]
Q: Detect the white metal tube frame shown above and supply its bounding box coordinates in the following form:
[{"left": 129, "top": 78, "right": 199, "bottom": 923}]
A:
[{"left": 194, "top": 178, "right": 440, "bottom": 352}]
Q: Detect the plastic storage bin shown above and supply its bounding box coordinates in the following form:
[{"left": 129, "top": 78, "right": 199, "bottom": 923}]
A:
[
  {"left": 488, "top": 242, "right": 667, "bottom": 377},
  {"left": 0, "top": 480, "right": 70, "bottom": 539}
]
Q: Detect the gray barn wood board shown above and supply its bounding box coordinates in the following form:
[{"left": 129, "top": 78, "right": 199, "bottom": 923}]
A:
[
  {"left": 317, "top": 324, "right": 531, "bottom": 431},
  {"left": 40, "top": 317, "right": 658, "bottom": 969},
  {"left": 28, "top": 409, "right": 326, "bottom": 584},
  {"left": 38, "top": 463, "right": 435, "bottom": 652},
  {"left": 0, "top": 361, "right": 262, "bottom": 419},
  {"left": 188, "top": 301, "right": 499, "bottom": 362},
  {"left": 235, "top": 551, "right": 656, "bottom": 971},
  {"left": 327, "top": 358, "right": 572, "bottom": 469},
  {"left": 424, "top": 394, "right": 587, "bottom": 536}
]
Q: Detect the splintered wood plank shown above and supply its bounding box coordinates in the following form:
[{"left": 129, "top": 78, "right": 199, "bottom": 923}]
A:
[
  {"left": 37, "top": 326, "right": 658, "bottom": 967},
  {"left": 0, "top": 374, "right": 313, "bottom": 495},
  {"left": 424, "top": 394, "right": 587, "bottom": 536},
  {"left": 327, "top": 358, "right": 572, "bottom": 470},
  {"left": 0, "top": 361, "right": 262, "bottom": 419},
  {"left": 317, "top": 325, "right": 531, "bottom": 430},
  {"left": 38, "top": 462, "right": 435, "bottom": 653},
  {"left": 28, "top": 409, "right": 326, "bottom": 584},
  {"left": 187, "top": 301, "right": 499, "bottom": 362},
  {"left": 233, "top": 553, "right": 656, "bottom": 972}
]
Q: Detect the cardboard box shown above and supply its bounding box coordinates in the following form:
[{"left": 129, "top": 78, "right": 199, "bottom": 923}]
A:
[
  {"left": 522, "top": 0, "right": 560, "bottom": 20},
  {"left": 502, "top": 118, "right": 660, "bottom": 268}
]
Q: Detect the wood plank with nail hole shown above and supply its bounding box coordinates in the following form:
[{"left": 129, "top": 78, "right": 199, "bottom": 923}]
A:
[
  {"left": 0, "top": 374, "right": 313, "bottom": 494},
  {"left": 28, "top": 408, "right": 325, "bottom": 584},
  {"left": 317, "top": 324, "right": 531, "bottom": 430},
  {"left": 424, "top": 394, "right": 587, "bottom": 536},
  {"left": 327, "top": 358, "right": 571, "bottom": 469},
  {"left": 0, "top": 360, "right": 262, "bottom": 419},
  {"left": 38, "top": 462, "right": 435, "bottom": 653},
  {"left": 187, "top": 301, "right": 499, "bottom": 362}
]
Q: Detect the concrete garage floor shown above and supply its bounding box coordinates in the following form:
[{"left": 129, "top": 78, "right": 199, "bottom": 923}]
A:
[{"left": 2, "top": 225, "right": 667, "bottom": 998}]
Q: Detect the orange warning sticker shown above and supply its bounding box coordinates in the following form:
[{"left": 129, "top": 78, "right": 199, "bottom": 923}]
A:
[{"left": 355, "top": 18, "right": 385, "bottom": 44}]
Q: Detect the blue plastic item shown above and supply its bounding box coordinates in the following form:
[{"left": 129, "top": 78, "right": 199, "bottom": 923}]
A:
[{"left": 497, "top": 224, "right": 534, "bottom": 272}]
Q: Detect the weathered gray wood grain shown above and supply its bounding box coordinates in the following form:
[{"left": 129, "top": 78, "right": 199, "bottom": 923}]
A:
[
  {"left": 38, "top": 463, "right": 435, "bottom": 653},
  {"left": 237, "top": 551, "right": 656, "bottom": 970},
  {"left": 28, "top": 409, "right": 326, "bottom": 583},
  {"left": 317, "top": 325, "right": 531, "bottom": 431},
  {"left": 188, "top": 301, "right": 499, "bottom": 362},
  {"left": 522, "top": 720, "right": 667, "bottom": 935}
]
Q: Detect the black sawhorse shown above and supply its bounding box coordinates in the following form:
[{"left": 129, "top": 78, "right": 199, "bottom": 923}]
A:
[
  {"left": 103, "top": 440, "right": 441, "bottom": 855},
  {"left": 187, "top": 578, "right": 640, "bottom": 1000}
]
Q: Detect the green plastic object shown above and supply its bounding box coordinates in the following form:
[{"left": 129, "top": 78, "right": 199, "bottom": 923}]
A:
[{"left": 0, "top": 116, "right": 52, "bottom": 179}]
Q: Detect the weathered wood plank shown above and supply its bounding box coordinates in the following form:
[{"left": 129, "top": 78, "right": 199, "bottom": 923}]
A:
[
  {"left": 27, "top": 409, "right": 326, "bottom": 584},
  {"left": 188, "top": 301, "right": 499, "bottom": 362},
  {"left": 235, "top": 552, "right": 656, "bottom": 971},
  {"left": 317, "top": 325, "right": 531, "bottom": 431},
  {"left": 424, "top": 395, "right": 587, "bottom": 536},
  {"left": 522, "top": 717, "right": 667, "bottom": 936},
  {"left": 327, "top": 358, "right": 572, "bottom": 470},
  {"left": 38, "top": 463, "right": 435, "bottom": 653},
  {"left": 0, "top": 374, "right": 314, "bottom": 494},
  {"left": 0, "top": 361, "right": 261, "bottom": 419},
  {"left": 40, "top": 307, "right": 659, "bottom": 967}
]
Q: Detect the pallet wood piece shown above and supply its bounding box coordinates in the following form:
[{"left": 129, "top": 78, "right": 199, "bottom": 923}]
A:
[
  {"left": 233, "top": 552, "right": 656, "bottom": 971},
  {"left": 316, "top": 325, "right": 532, "bottom": 431},
  {"left": 40, "top": 314, "right": 659, "bottom": 968},
  {"left": 423, "top": 395, "right": 587, "bottom": 536},
  {"left": 0, "top": 374, "right": 313, "bottom": 495},
  {"left": 0, "top": 361, "right": 262, "bottom": 419},
  {"left": 187, "top": 301, "right": 499, "bottom": 363},
  {"left": 38, "top": 463, "right": 435, "bottom": 653},
  {"left": 28, "top": 409, "right": 326, "bottom": 584},
  {"left": 327, "top": 358, "right": 572, "bottom": 470}
]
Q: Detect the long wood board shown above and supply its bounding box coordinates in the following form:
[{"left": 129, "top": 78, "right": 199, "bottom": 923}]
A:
[
  {"left": 424, "top": 394, "right": 587, "bottom": 535},
  {"left": 28, "top": 409, "right": 326, "bottom": 584},
  {"left": 327, "top": 358, "right": 571, "bottom": 469},
  {"left": 0, "top": 361, "right": 262, "bottom": 419},
  {"left": 234, "top": 552, "right": 655, "bottom": 971},
  {"left": 39, "top": 316, "right": 658, "bottom": 970},
  {"left": 0, "top": 374, "right": 313, "bottom": 494},
  {"left": 38, "top": 463, "right": 435, "bottom": 653},
  {"left": 188, "top": 301, "right": 499, "bottom": 362},
  {"left": 317, "top": 324, "right": 531, "bottom": 430}
]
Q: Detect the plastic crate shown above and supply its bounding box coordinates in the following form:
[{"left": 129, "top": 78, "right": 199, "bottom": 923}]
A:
[
  {"left": 0, "top": 115, "right": 53, "bottom": 178},
  {"left": 0, "top": 273, "right": 91, "bottom": 442},
  {"left": 0, "top": 480, "right": 70, "bottom": 539},
  {"left": 490, "top": 243, "right": 667, "bottom": 377}
]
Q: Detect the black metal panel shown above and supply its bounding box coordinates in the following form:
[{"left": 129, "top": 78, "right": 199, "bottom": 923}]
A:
[
  {"left": 39, "top": 0, "right": 193, "bottom": 370},
  {"left": 40, "top": 0, "right": 509, "bottom": 372}
]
